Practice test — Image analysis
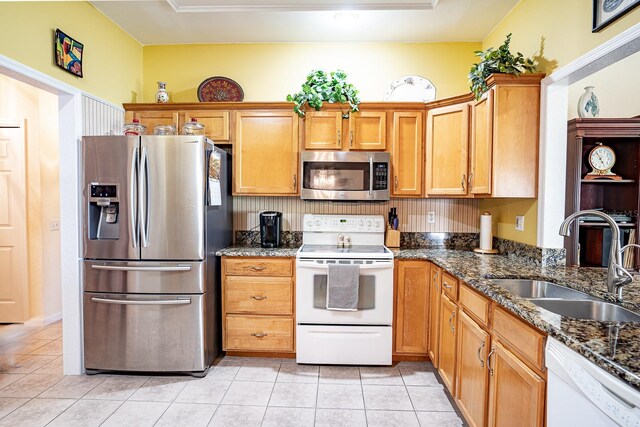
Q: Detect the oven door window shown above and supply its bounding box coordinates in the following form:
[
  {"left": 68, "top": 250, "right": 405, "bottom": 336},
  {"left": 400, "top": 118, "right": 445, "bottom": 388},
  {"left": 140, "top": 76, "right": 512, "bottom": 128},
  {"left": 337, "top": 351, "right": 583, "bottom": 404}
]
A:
[
  {"left": 302, "top": 162, "right": 387, "bottom": 191},
  {"left": 313, "top": 274, "right": 375, "bottom": 309}
]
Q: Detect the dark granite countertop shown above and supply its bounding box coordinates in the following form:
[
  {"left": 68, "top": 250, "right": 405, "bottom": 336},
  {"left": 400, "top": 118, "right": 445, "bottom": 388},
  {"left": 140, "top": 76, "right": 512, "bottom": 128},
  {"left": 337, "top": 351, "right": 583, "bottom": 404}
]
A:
[
  {"left": 216, "top": 244, "right": 640, "bottom": 389},
  {"left": 394, "top": 248, "right": 640, "bottom": 391},
  {"left": 215, "top": 246, "right": 299, "bottom": 257}
]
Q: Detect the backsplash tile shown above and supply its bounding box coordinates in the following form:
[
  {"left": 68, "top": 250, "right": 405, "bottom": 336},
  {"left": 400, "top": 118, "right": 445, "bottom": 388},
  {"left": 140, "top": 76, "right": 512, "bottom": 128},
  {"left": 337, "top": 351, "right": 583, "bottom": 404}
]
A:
[
  {"left": 232, "top": 197, "right": 480, "bottom": 233},
  {"left": 494, "top": 237, "right": 566, "bottom": 267}
]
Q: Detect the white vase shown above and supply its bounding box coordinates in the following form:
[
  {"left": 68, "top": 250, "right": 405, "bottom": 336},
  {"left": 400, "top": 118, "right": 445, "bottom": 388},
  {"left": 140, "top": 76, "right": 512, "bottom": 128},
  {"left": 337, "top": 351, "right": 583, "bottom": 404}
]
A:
[
  {"left": 156, "top": 81, "right": 169, "bottom": 103},
  {"left": 577, "top": 86, "right": 599, "bottom": 118}
]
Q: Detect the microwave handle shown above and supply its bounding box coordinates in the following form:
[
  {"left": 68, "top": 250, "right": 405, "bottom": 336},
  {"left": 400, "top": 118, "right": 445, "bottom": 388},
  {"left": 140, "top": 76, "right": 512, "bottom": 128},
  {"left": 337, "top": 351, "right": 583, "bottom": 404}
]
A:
[{"left": 369, "top": 156, "right": 374, "bottom": 196}]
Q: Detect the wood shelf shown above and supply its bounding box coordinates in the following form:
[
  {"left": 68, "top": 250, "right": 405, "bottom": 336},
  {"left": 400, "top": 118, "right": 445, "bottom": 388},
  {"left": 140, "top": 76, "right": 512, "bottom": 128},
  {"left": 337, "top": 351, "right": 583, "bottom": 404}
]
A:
[{"left": 580, "top": 179, "right": 635, "bottom": 184}]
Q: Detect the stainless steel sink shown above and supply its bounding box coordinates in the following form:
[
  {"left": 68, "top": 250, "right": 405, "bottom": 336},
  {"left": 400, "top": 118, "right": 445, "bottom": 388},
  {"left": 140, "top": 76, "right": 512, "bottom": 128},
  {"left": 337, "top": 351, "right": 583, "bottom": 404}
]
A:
[
  {"left": 527, "top": 299, "right": 640, "bottom": 322},
  {"left": 490, "top": 279, "right": 598, "bottom": 300}
]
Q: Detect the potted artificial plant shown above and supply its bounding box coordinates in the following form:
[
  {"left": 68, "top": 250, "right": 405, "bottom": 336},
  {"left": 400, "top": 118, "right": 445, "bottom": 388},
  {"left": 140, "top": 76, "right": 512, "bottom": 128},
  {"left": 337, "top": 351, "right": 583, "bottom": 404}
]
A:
[
  {"left": 286, "top": 69, "right": 360, "bottom": 118},
  {"left": 468, "top": 33, "right": 536, "bottom": 100}
]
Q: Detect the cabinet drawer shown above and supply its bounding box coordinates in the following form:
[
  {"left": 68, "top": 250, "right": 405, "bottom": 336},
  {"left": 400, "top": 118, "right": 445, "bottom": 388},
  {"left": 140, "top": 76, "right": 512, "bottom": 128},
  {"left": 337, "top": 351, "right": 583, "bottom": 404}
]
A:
[
  {"left": 441, "top": 271, "right": 459, "bottom": 301},
  {"left": 224, "top": 258, "right": 293, "bottom": 277},
  {"left": 492, "top": 306, "right": 545, "bottom": 372},
  {"left": 459, "top": 284, "right": 490, "bottom": 327},
  {"left": 225, "top": 276, "right": 292, "bottom": 315},
  {"left": 225, "top": 315, "right": 294, "bottom": 352}
]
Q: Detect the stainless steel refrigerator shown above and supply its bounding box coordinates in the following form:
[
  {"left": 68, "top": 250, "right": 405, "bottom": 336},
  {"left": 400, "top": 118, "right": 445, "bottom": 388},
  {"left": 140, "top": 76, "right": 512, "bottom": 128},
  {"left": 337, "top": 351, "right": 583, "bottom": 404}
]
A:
[{"left": 81, "top": 135, "right": 231, "bottom": 376}]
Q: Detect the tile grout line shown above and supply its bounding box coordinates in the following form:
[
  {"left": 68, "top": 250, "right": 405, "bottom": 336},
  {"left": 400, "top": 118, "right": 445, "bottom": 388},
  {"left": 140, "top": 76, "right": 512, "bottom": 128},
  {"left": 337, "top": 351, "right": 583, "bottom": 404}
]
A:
[{"left": 358, "top": 367, "right": 369, "bottom": 427}]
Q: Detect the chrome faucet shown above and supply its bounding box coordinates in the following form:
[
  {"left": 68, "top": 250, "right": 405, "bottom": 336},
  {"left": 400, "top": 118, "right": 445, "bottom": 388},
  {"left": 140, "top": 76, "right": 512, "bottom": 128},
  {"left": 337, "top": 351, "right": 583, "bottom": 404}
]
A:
[{"left": 559, "top": 210, "right": 633, "bottom": 301}]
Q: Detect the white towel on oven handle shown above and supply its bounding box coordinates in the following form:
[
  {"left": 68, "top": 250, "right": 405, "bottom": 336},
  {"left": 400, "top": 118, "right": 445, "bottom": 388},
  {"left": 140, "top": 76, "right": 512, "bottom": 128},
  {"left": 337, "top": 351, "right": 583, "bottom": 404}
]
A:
[{"left": 326, "top": 264, "right": 360, "bottom": 311}]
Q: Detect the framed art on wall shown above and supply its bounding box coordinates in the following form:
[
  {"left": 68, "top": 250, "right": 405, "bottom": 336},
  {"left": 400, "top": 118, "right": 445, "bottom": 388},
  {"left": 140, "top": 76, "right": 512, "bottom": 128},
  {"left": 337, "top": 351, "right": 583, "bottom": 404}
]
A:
[
  {"left": 593, "top": 0, "right": 640, "bottom": 32},
  {"left": 54, "top": 28, "right": 84, "bottom": 77}
]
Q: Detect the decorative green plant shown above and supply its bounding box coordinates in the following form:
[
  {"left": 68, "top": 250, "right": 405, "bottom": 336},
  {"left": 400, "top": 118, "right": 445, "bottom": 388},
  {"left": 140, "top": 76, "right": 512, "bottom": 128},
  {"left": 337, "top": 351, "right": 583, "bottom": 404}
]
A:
[
  {"left": 286, "top": 69, "right": 360, "bottom": 118},
  {"left": 468, "top": 33, "right": 536, "bottom": 100}
]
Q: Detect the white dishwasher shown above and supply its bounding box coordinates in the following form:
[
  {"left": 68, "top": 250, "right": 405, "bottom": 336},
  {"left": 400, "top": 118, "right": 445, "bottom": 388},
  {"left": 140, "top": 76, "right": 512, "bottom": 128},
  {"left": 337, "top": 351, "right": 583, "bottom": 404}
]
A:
[{"left": 546, "top": 337, "right": 640, "bottom": 427}]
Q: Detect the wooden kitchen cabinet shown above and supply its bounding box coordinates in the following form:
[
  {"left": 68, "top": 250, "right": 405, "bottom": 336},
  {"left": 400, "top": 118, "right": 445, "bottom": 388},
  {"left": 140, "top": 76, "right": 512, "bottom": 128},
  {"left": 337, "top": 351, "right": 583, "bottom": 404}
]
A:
[
  {"left": 425, "top": 102, "right": 470, "bottom": 196},
  {"left": 348, "top": 111, "right": 386, "bottom": 150},
  {"left": 456, "top": 310, "right": 490, "bottom": 427},
  {"left": 428, "top": 265, "right": 441, "bottom": 367},
  {"left": 125, "top": 110, "right": 180, "bottom": 132},
  {"left": 470, "top": 74, "right": 544, "bottom": 198},
  {"left": 391, "top": 111, "right": 424, "bottom": 196},
  {"left": 487, "top": 340, "right": 545, "bottom": 427},
  {"left": 184, "top": 110, "right": 229, "bottom": 142},
  {"left": 394, "top": 260, "right": 430, "bottom": 356},
  {"left": 304, "top": 111, "right": 343, "bottom": 150},
  {"left": 234, "top": 110, "right": 299, "bottom": 195},
  {"left": 222, "top": 257, "right": 295, "bottom": 355},
  {"left": 438, "top": 293, "right": 458, "bottom": 394}
]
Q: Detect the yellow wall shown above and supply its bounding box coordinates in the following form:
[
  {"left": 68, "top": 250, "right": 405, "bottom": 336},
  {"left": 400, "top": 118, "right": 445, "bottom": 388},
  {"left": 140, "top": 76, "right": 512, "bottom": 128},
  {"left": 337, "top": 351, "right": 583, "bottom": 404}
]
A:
[
  {"left": 142, "top": 42, "right": 480, "bottom": 103},
  {"left": 0, "top": 1, "right": 143, "bottom": 105},
  {"left": 481, "top": 0, "right": 640, "bottom": 246}
]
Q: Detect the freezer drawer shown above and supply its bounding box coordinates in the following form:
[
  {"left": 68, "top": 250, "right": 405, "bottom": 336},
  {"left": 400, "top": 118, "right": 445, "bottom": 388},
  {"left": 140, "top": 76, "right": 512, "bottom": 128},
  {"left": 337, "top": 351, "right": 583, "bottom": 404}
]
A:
[
  {"left": 83, "top": 260, "right": 205, "bottom": 294},
  {"left": 83, "top": 293, "right": 208, "bottom": 373}
]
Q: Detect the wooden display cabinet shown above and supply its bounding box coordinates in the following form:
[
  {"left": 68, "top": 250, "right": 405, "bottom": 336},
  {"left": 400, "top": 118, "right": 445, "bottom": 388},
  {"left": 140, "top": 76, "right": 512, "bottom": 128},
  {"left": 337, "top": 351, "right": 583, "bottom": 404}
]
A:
[{"left": 565, "top": 118, "right": 640, "bottom": 268}]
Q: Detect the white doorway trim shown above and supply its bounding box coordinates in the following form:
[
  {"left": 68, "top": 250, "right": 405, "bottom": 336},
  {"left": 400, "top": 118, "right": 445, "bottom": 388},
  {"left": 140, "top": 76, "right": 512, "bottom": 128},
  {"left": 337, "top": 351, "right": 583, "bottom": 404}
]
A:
[
  {"left": 537, "top": 23, "right": 640, "bottom": 249},
  {"left": 0, "top": 54, "right": 83, "bottom": 375}
]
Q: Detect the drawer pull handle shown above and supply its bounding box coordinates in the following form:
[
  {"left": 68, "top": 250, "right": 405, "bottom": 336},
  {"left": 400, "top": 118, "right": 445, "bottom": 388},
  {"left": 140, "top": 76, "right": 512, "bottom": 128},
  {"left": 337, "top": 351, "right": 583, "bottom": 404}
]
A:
[
  {"left": 251, "top": 296, "right": 267, "bottom": 301},
  {"left": 443, "top": 282, "right": 453, "bottom": 290},
  {"left": 251, "top": 333, "right": 268, "bottom": 338},
  {"left": 487, "top": 348, "right": 496, "bottom": 376},
  {"left": 477, "top": 340, "right": 485, "bottom": 368},
  {"left": 246, "top": 266, "right": 266, "bottom": 271},
  {"left": 448, "top": 311, "right": 456, "bottom": 333}
]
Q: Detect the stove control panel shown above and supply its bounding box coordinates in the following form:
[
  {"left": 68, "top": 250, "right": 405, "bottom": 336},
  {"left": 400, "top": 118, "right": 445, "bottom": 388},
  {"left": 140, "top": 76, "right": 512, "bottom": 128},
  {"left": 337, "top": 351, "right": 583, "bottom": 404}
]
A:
[{"left": 303, "top": 214, "right": 385, "bottom": 232}]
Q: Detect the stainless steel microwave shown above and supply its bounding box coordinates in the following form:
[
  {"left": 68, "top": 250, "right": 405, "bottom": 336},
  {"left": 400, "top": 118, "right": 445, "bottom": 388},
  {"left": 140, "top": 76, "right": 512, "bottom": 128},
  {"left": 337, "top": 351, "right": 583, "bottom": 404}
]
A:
[{"left": 300, "top": 151, "right": 390, "bottom": 201}]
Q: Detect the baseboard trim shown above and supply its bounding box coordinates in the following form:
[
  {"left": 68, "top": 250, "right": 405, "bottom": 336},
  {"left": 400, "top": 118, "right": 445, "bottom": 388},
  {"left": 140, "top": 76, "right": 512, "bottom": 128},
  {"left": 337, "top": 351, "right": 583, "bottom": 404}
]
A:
[{"left": 43, "top": 312, "right": 62, "bottom": 326}]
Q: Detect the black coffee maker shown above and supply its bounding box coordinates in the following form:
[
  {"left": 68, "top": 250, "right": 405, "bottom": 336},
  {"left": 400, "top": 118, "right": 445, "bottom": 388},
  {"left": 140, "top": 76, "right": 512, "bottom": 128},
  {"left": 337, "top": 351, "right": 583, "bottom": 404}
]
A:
[{"left": 260, "top": 211, "right": 282, "bottom": 248}]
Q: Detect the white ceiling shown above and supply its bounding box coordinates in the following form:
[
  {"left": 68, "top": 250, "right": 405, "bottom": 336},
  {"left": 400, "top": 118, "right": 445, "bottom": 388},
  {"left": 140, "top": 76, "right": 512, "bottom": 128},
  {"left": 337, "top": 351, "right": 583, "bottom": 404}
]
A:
[{"left": 91, "top": 0, "right": 520, "bottom": 45}]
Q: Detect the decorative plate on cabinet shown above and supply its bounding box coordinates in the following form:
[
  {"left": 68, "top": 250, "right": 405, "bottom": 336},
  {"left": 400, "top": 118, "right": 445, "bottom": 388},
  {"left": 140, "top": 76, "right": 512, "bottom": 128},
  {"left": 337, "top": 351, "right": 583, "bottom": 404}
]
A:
[
  {"left": 197, "top": 76, "right": 244, "bottom": 102},
  {"left": 384, "top": 75, "right": 436, "bottom": 102}
]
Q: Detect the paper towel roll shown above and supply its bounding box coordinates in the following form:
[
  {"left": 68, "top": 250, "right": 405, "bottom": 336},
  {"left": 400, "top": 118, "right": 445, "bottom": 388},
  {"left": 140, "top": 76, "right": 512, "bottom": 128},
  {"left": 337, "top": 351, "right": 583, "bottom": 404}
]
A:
[{"left": 479, "top": 212, "right": 493, "bottom": 250}]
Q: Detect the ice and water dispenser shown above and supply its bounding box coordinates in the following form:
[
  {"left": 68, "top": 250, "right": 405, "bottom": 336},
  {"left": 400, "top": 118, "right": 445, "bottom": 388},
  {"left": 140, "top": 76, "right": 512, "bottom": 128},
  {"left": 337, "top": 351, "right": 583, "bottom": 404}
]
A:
[{"left": 87, "top": 183, "right": 119, "bottom": 240}]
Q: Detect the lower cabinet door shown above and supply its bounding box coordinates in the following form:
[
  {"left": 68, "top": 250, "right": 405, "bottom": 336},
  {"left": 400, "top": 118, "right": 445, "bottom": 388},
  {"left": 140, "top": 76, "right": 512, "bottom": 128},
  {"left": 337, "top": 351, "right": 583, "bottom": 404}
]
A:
[
  {"left": 428, "top": 267, "right": 441, "bottom": 366},
  {"left": 225, "top": 315, "right": 294, "bottom": 352},
  {"left": 83, "top": 293, "right": 206, "bottom": 372},
  {"left": 437, "top": 294, "right": 458, "bottom": 394},
  {"left": 488, "top": 340, "right": 545, "bottom": 427},
  {"left": 456, "top": 310, "right": 490, "bottom": 427},
  {"left": 395, "top": 260, "right": 430, "bottom": 355}
]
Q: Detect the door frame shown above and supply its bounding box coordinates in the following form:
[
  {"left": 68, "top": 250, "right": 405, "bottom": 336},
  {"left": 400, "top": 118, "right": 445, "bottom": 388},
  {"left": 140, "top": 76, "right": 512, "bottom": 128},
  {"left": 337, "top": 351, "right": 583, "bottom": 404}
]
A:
[
  {"left": 0, "top": 54, "right": 83, "bottom": 375},
  {"left": 537, "top": 23, "right": 640, "bottom": 249}
]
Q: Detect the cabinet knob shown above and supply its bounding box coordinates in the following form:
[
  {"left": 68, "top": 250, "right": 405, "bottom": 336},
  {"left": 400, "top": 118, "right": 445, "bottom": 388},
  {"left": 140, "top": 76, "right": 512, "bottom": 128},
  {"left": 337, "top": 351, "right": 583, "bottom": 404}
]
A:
[
  {"left": 448, "top": 311, "right": 456, "bottom": 333},
  {"left": 461, "top": 174, "right": 466, "bottom": 191},
  {"left": 477, "top": 340, "right": 485, "bottom": 368},
  {"left": 251, "top": 333, "right": 268, "bottom": 338},
  {"left": 443, "top": 282, "right": 453, "bottom": 290},
  {"left": 394, "top": 176, "right": 398, "bottom": 191},
  {"left": 293, "top": 174, "right": 297, "bottom": 190},
  {"left": 337, "top": 130, "right": 341, "bottom": 147},
  {"left": 250, "top": 296, "right": 267, "bottom": 301},
  {"left": 350, "top": 130, "right": 354, "bottom": 147},
  {"left": 468, "top": 173, "right": 473, "bottom": 186},
  {"left": 487, "top": 348, "right": 496, "bottom": 376},
  {"left": 247, "top": 265, "right": 265, "bottom": 271}
]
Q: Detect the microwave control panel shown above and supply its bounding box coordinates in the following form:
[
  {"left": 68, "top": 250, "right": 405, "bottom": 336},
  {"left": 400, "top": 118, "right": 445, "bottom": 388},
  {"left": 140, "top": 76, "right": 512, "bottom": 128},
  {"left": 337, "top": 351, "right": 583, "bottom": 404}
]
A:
[{"left": 373, "top": 163, "right": 388, "bottom": 190}]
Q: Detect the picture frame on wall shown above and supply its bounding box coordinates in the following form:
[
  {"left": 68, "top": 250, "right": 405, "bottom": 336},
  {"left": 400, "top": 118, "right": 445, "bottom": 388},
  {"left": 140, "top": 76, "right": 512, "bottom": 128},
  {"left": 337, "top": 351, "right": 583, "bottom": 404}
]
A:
[
  {"left": 593, "top": 0, "right": 640, "bottom": 32},
  {"left": 54, "top": 28, "right": 84, "bottom": 77}
]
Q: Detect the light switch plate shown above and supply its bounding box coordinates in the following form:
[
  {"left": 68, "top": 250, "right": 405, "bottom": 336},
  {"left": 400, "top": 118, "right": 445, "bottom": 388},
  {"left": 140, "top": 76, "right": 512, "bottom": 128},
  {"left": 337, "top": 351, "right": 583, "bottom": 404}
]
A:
[
  {"left": 428, "top": 212, "right": 435, "bottom": 223},
  {"left": 50, "top": 219, "right": 60, "bottom": 231},
  {"left": 515, "top": 216, "right": 525, "bottom": 231}
]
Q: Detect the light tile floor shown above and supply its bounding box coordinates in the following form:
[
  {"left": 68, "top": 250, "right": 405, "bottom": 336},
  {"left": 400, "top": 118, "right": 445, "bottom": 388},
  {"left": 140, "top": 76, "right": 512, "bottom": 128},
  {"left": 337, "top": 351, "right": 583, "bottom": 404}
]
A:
[{"left": 0, "top": 322, "right": 465, "bottom": 426}]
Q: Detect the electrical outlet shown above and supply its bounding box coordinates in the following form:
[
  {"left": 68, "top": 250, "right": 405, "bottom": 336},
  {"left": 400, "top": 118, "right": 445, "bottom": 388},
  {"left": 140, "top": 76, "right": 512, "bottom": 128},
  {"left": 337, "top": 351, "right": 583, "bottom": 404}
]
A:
[
  {"left": 428, "top": 212, "right": 435, "bottom": 224},
  {"left": 515, "top": 216, "right": 525, "bottom": 232},
  {"left": 50, "top": 219, "right": 60, "bottom": 231}
]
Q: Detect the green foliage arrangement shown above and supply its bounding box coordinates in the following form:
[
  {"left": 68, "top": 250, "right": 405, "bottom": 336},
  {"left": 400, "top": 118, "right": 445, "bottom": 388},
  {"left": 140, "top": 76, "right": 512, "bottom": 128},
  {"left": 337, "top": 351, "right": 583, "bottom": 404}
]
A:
[
  {"left": 468, "top": 33, "right": 536, "bottom": 100},
  {"left": 286, "top": 69, "right": 360, "bottom": 118}
]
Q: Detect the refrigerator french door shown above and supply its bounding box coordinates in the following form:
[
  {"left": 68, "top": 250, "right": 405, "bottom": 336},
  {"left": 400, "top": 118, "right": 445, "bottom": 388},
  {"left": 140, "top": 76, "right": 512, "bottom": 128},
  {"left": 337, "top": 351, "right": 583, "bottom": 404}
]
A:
[{"left": 81, "top": 135, "right": 229, "bottom": 375}]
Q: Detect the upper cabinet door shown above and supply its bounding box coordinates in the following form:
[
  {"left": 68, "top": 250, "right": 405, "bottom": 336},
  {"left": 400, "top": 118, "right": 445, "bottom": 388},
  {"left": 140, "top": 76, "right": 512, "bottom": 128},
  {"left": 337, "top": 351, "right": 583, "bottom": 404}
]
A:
[
  {"left": 234, "top": 111, "right": 299, "bottom": 196},
  {"left": 304, "top": 111, "right": 343, "bottom": 150},
  {"left": 425, "top": 103, "right": 470, "bottom": 196},
  {"left": 349, "top": 111, "right": 386, "bottom": 150},
  {"left": 184, "top": 110, "right": 229, "bottom": 142},
  {"left": 470, "top": 90, "right": 493, "bottom": 195},
  {"left": 391, "top": 111, "right": 424, "bottom": 197},
  {"left": 125, "top": 110, "right": 180, "bottom": 133}
]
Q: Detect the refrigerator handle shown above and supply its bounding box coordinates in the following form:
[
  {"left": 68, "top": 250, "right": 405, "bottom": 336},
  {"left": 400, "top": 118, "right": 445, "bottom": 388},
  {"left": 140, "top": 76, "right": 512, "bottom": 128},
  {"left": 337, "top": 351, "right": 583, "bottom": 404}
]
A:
[
  {"left": 129, "top": 146, "right": 139, "bottom": 248},
  {"left": 140, "top": 146, "right": 150, "bottom": 248},
  {"left": 91, "top": 297, "right": 191, "bottom": 306}
]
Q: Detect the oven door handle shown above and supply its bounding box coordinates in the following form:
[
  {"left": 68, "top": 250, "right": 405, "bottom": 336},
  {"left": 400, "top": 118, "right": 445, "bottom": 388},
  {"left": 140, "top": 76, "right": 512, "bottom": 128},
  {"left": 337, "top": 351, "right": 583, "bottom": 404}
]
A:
[{"left": 297, "top": 262, "right": 392, "bottom": 270}]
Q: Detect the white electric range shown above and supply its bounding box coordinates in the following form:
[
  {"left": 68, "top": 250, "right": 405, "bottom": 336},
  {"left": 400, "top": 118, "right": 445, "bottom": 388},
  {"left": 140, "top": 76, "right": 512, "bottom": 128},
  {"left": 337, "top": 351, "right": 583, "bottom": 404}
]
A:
[{"left": 296, "top": 214, "right": 394, "bottom": 365}]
